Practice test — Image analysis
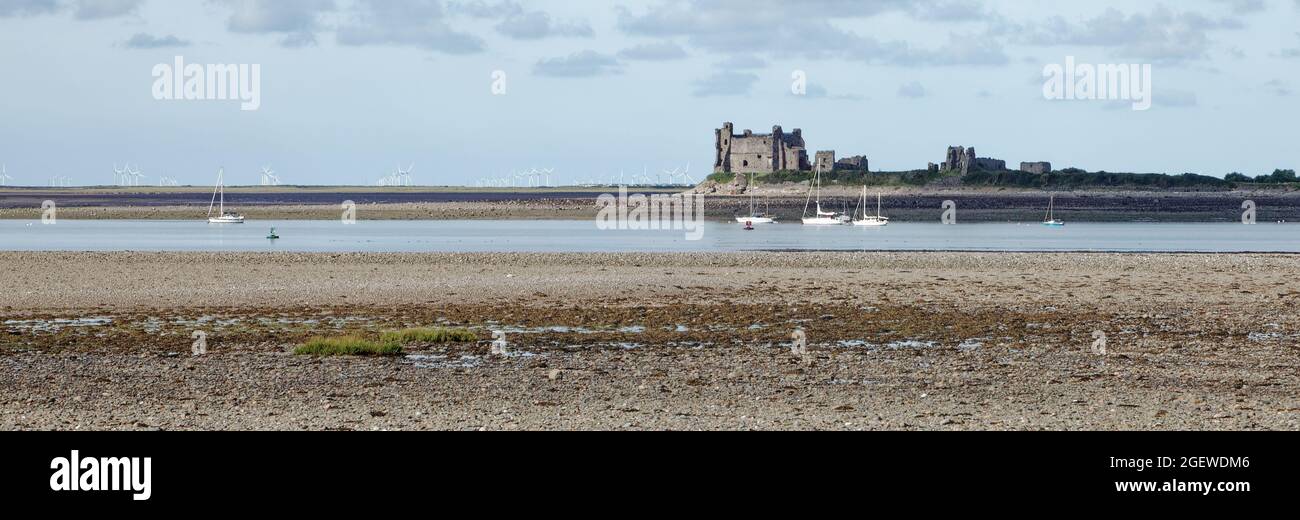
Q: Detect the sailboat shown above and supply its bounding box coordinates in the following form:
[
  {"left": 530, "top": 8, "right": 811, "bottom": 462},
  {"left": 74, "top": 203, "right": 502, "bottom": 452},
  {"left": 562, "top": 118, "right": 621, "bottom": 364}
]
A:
[
  {"left": 207, "top": 168, "right": 245, "bottom": 224},
  {"left": 801, "top": 169, "right": 843, "bottom": 225},
  {"left": 852, "top": 187, "right": 889, "bottom": 227},
  {"left": 735, "top": 171, "right": 777, "bottom": 224},
  {"left": 1042, "top": 193, "right": 1064, "bottom": 226}
]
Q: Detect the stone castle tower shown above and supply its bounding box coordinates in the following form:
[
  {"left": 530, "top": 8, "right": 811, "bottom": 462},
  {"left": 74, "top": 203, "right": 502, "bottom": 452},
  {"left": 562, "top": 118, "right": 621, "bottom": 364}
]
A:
[{"left": 714, "top": 122, "right": 811, "bottom": 174}]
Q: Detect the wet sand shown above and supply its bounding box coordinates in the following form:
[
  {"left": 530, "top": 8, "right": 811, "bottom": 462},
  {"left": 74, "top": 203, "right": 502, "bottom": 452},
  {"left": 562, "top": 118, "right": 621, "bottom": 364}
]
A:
[{"left": 1, "top": 251, "right": 1298, "bottom": 430}]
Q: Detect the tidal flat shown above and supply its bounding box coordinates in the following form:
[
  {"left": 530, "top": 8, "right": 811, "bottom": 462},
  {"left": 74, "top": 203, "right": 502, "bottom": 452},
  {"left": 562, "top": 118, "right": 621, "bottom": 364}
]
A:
[{"left": 1, "top": 251, "right": 1297, "bottom": 430}]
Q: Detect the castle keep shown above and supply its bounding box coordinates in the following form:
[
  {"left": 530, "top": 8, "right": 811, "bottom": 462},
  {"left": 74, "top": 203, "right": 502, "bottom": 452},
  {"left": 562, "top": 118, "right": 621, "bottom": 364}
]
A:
[{"left": 714, "top": 123, "right": 810, "bottom": 174}]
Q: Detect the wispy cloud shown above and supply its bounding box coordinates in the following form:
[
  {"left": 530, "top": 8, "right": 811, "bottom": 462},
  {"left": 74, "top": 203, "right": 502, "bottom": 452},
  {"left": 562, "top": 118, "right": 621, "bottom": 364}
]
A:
[
  {"left": 122, "top": 32, "right": 190, "bottom": 49},
  {"left": 533, "top": 50, "right": 622, "bottom": 77},
  {"left": 617, "top": 41, "right": 687, "bottom": 61},
  {"left": 74, "top": 0, "right": 144, "bottom": 20},
  {"left": 898, "top": 81, "right": 927, "bottom": 98},
  {"left": 214, "top": 0, "right": 336, "bottom": 48},
  {"left": 0, "top": 0, "right": 59, "bottom": 17}
]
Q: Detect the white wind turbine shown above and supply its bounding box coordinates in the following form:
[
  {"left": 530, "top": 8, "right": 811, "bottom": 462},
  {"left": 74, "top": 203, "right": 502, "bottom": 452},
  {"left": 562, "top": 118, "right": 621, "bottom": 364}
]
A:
[
  {"left": 127, "top": 164, "right": 144, "bottom": 186},
  {"left": 113, "top": 163, "right": 128, "bottom": 186},
  {"left": 0, "top": 164, "right": 13, "bottom": 186},
  {"left": 397, "top": 163, "right": 414, "bottom": 186},
  {"left": 663, "top": 165, "right": 681, "bottom": 185},
  {"left": 260, "top": 166, "right": 281, "bottom": 186}
]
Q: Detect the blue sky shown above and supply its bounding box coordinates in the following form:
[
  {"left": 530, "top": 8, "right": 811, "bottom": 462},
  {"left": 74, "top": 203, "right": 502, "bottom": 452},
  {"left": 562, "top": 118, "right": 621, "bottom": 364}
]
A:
[{"left": 0, "top": 0, "right": 1297, "bottom": 186}]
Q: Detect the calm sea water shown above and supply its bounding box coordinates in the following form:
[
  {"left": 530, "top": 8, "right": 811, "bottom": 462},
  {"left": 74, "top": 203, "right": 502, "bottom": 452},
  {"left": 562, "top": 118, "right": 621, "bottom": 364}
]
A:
[{"left": 0, "top": 220, "right": 1296, "bottom": 253}]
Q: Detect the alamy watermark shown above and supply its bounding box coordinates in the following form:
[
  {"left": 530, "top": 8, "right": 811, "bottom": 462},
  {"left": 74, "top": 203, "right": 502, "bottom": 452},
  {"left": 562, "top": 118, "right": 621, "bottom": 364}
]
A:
[
  {"left": 1043, "top": 56, "right": 1151, "bottom": 111},
  {"left": 41, "top": 200, "right": 56, "bottom": 224},
  {"left": 152, "top": 56, "right": 261, "bottom": 111},
  {"left": 341, "top": 200, "right": 357, "bottom": 224},
  {"left": 596, "top": 186, "right": 705, "bottom": 240},
  {"left": 491, "top": 70, "right": 507, "bottom": 95}
]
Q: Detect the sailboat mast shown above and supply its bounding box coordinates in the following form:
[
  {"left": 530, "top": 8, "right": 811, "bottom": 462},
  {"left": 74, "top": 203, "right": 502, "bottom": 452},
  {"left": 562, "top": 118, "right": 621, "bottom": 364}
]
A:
[
  {"left": 877, "top": 192, "right": 882, "bottom": 218},
  {"left": 749, "top": 172, "right": 756, "bottom": 215},
  {"left": 208, "top": 169, "right": 220, "bottom": 218}
]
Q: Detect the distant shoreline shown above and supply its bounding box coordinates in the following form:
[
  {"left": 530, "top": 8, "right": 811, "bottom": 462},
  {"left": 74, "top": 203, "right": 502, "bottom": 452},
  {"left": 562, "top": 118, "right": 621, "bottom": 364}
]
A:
[{"left": 2, "top": 186, "right": 1298, "bottom": 222}]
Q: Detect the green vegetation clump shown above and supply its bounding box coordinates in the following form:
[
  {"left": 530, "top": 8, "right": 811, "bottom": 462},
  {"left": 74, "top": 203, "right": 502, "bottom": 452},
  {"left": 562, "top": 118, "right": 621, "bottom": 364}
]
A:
[
  {"left": 1230, "top": 169, "right": 1297, "bottom": 184},
  {"left": 379, "top": 327, "right": 477, "bottom": 344},
  {"left": 294, "top": 336, "right": 403, "bottom": 356},
  {"left": 706, "top": 171, "right": 736, "bottom": 185},
  {"left": 960, "top": 169, "right": 1230, "bottom": 189}
]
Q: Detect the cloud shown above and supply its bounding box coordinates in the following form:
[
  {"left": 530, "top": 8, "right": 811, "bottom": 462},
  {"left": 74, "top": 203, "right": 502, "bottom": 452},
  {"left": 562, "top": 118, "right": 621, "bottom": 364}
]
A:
[
  {"left": 448, "top": 1, "right": 592, "bottom": 40},
  {"left": 1210, "top": 0, "right": 1265, "bottom": 14},
  {"left": 336, "top": 0, "right": 483, "bottom": 53},
  {"left": 898, "top": 81, "right": 927, "bottom": 98},
  {"left": 532, "top": 50, "right": 622, "bottom": 77},
  {"left": 215, "top": 0, "right": 336, "bottom": 48},
  {"left": 615, "top": 0, "right": 1008, "bottom": 67},
  {"left": 0, "top": 0, "right": 59, "bottom": 17},
  {"left": 73, "top": 0, "right": 143, "bottom": 20},
  {"left": 1017, "top": 6, "right": 1245, "bottom": 64},
  {"left": 122, "top": 32, "right": 190, "bottom": 48},
  {"left": 1102, "top": 88, "right": 1197, "bottom": 109},
  {"left": 1263, "top": 79, "right": 1292, "bottom": 96},
  {"left": 1277, "top": 32, "right": 1300, "bottom": 58},
  {"left": 793, "top": 83, "right": 863, "bottom": 101},
  {"left": 691, "top": 71, "right": 758, "bottom": 97},
  {"left": 445, "top": 0, "right": 520, "bottom": 18},
  {"left": 495, "top": 11, "right": 592, "bottom": 39},
  {"left": 617, "top": 41, "right": 687, "bottom": 61}
]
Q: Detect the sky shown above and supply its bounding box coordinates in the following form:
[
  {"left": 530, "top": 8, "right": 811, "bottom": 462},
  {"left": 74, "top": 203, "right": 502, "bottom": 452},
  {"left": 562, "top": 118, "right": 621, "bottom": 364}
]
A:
[{"left": 0, "top": 0, "right": 1297, "bottom": 186}]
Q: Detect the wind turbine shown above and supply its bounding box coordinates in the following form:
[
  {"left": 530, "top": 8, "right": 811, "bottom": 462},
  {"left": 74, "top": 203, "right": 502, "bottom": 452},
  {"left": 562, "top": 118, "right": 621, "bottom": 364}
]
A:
[
  {"left": 681, "top": 162, "right": 695, "bottom": 184},
  {"left": 397, "top": 163, "right": 414, "bottom": 186},
  {"left": 260, "top": 166, "right": 280, "bottom": 186},
  {"left": 119, "top": 164, "right": 143, "bottom": 186},
  {"left": 0, "top": 164, "right": 13, "bottom": 186},
  {"left": 113, "top": 164, "right": 128, "bottom": 186}
]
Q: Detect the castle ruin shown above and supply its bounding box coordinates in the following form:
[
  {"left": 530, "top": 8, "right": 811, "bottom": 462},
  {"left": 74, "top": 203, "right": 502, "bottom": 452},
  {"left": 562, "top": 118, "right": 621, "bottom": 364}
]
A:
[
  {"left": 714, "top": 122, "right": 810, "bottom": 174},
  {"left": 714, "top": 122, "right": 870, "bottom": 175},
  {"left": 940, "top": 146, "right": 1006, "bottom": 174}
]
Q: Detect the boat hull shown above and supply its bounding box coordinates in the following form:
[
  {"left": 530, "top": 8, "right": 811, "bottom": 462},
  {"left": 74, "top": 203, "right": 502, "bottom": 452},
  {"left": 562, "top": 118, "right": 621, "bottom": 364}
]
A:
[
  {"left": 735, "top": 216, "right": 776, "bottom": 224},
  {"left": 208, "top": 217, "right": 245, "bottom": 224},
  {"left": 801, "top": 217, "right": 842, "bottom": 225},
  {"left": 853, "top": 219, "right": 888, "bottom": 226},
  {"left": 1042, "top": 220, "right": 1064, "bottom": 227}
]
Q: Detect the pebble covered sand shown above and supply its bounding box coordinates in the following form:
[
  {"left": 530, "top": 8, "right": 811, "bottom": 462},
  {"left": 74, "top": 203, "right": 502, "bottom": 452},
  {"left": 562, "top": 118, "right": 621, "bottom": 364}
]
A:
[{"left": 2, "top": 251, "right": 1298, "bottom": 430}]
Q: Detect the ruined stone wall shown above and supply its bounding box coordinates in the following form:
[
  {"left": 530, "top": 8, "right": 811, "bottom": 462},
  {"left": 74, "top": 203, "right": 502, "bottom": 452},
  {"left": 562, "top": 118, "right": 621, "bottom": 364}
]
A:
[
  {"left": 814, "top": 151, "right": 835, "bottom": 173},
  {"left": 1020, "top": 162, "right": 1052, "bottom": 174},
  {"left": 836, "top": 155, "right": 869, "bottom": 171},
  {"left": 941, "top": 145, "right": 1006, "bottom": 174}
]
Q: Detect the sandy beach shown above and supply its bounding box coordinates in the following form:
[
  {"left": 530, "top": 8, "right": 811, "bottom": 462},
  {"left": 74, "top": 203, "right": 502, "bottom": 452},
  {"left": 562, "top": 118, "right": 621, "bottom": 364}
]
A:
[{"left": 1, "top": 251, "right": 1296, "bottom": 430}]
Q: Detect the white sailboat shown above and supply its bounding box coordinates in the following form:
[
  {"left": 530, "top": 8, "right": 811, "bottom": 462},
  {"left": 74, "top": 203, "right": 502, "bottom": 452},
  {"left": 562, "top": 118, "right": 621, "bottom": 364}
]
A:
[
  {"left": 735, "top": 171, "right": 777, "bottom": 224},
  {"left": 207, "top": 168, "right": 245, "bottom": 224},
  {"left": 1042, "top": 193, "right": 1064, "bottom": 226},
  {"left": 801, "top": 169, "right": 844, "bottom": 225},
  {"left": 852, "top": 186, "right": 889, "bottom": 227}
]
